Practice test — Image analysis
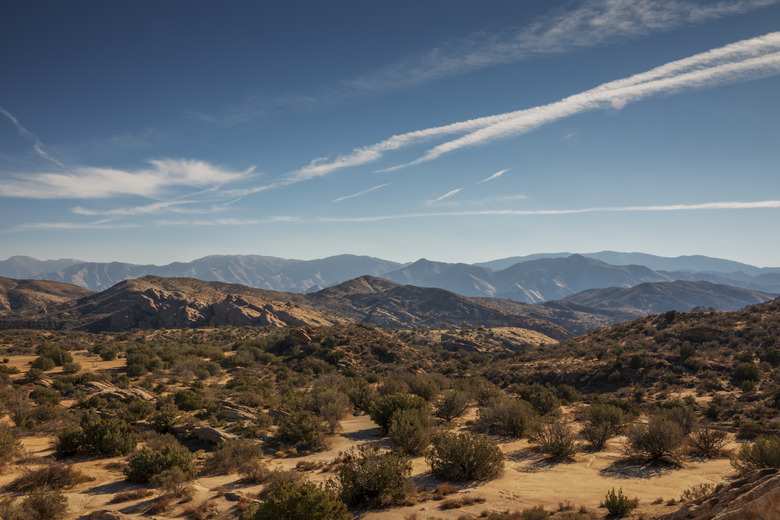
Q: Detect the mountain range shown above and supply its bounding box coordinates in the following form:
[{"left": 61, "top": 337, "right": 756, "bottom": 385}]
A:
[
  {"left": 0, "top": 273, "right": 774, "bottom": 338},
  {"left": 2, "top": 252, "right": 779, "bottom": 304}
]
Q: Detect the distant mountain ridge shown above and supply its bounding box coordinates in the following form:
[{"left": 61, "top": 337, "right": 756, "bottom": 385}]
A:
[
  {"left": 0, "top": 275, "right": 774, "bottom": 337},
  {"left": 2, "top": 252, "right": 778, "bottom": 303}
]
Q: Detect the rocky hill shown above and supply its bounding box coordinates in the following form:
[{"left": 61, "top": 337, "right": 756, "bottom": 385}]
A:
[{"left": 0, "top": 276, "right": 93, "bottom": 314}]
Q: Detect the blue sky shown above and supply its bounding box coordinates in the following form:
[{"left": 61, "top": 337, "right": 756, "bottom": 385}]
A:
[{"left": 1, "top": 0, "right": 779, "bottom": 267}]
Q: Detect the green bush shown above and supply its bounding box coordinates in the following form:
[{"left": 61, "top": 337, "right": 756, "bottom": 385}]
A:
[
  {"left": 731, "top": 435, "right": 780, "bottom": 471},
  {"left": 30, "top": 356, "right": 56, "bottom": 371},
  {"left": 427, "top": 431, "right": 504, "bottom": 481},
  {"left": 625, "top": 416, "right": 685, "bottom": 462},
  {"left": 369, "top": 393, "right": 428, "bottom": 434},
  {"left": 275, "top": 410, "right": 325, "bottom": 451},
  {"left": 581, "top": 404, "right": 627, "bottom": 450},
  {"left": 29, "top": 387, "right": 61, "bottom": 406},
  {"left": 246, "top": 482, "right": 352, "bottom": 520},
  {"left": 733, "top": 362, "right": 760, "bottom": 382},
  {"left": 434, "top": 390, "right": 471, "bottom": 421},
  {"left": 173, "top": 389, "right": 205, "bottom": 411},
  {"left": 124, "top": 444, "right": 196, "bottom": 483},
  {"left": 475, "top": 398, "right": 535, "bottom": 437},
  {"left": 202, "top": 439, "right": 264, "bottom": 475},
  {"left": 57, "top": 415, "right": 137, "bottom": 457},
  {"left": 604, "top": 487, "right": 636, "bottom": 516},
  {"left": 388, "top": 408, "right": 435, "bottom": 456},
  {"left": 22, "top": 487, "right": 69, "bottom": 520},
  {"left": 0, "top": 427, "right": 22, "bottom": 458},
  {"left": 529, "top": 419, "right": 579, "bottom": 460},
  {"left": 336, "top": 444, "right": 413, "bottom": 508}
]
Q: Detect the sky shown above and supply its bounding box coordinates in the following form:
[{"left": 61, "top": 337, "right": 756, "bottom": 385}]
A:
[{"left": 1, "top": 0, "right": 779, "bottom": 267}]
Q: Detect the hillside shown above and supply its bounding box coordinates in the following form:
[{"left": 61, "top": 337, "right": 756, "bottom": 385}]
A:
[
  {"left": 564, "top": 280, "right": 777, "bottom": 314},
  {"left": 0, "top": 276, "right": 93, "bottom": 314},
  {"left": 42, "top": 275, "right": 339, "bottom": 331}
]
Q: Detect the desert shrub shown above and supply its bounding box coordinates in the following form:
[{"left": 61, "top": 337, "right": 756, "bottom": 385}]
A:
[
  {"left": 657, "top": 401, "right": 698, "bottom": 434},
  {"left": 124, "top": 444, "right": 196, "bottom": 483},
  {"left": 515, "top": 384, "right": 560, "bottom": 416},
  {"left": 731, "top": 435, "right": 780, "bottom": 471},
  {"left": 150, "top": 466, "right": 192, "bottom": 497},
  {"left": 22, "top": 487, "right": 69, "bottom": 520},
  {"left": 733, "top": 362, "right": 760, "bottom": 382},
  {"left": 246, "top": 482, "right": 352, "bottom": 520},
  {"left": 529, "top": 419, "right": 579, "bottom": 460},
  {"left": 689, "top": 426, "right": 730, "bottom": 458},
  {"left": 405, "top": 372, "right": 446, "bottom": 401},
  {"left": 173, "top": 389, "right": 205, "bottom": 411},
  {"left": 151, "top": 400, "right": 180, "bottom": 433},
  {"left": 336, "top": 444, "right": 413, "bottom": 508},
  {"left": 388, "top": 408, "right": 435, "bottom": 456},
  {"left": 625, "top": 416, "right": 685, "bottom": 462},
  {"left": 30, "top": 356, "right": 56, "bottom": 371},
  {"left": 681, "top": 483, "right": 715, "bottom": 502},
  {"left": 427, "top": 431, "right": 504, "bottom": 481},
  {"left": 581, "top": 404, "right": 628, "bottom": 450},
  {"left": 61, "top": 361, "right": 81, "bottom": 374},
  {"left": 202, "top": 439, "right": 264, "bottom": 475},
  {"left": 257, "top": 468, "right": 306, "bottom": 498},
  {"left": 238, "top": 458, "right": 270, "bottom": 484},
  {"left": 29, "top": 387, "right": 61, "bottom": 406},
  {"left": 604, "top": 488, "right": 636, "bottom": 516},
  {"left": 475, "top": 398, "right": 535, "bottom": 437},
  {"left": 434, "top": 390, "right": 471, "bottom": 421},
  {"left": 369, "top": 393, "right": 428, "bottom": 434},
  {"left": 519, "top": 506, "right": 549, "bottom": 520},
  {"left": 0, "top": 426, "right": 22, "bottom": 458},
  {"left": 9, "top": 460, "right": 91, "bottom": 491},
  {"left": 37, "top": 345, "right": 72, "bottom": 366},
  {"left": 275, "top": 410, "right": 325, "bottom": 451},
  {"left": 57, "top": 414, "right": 137, "bottom": 457},
  {"left": 344, "top": 379, "right": 378, "bottom": 414},
  {"left": 303, "top": 387, "right": 352, "bottom": 434}
]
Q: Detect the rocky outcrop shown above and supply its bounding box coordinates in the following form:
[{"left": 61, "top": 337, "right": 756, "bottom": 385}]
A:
[
  {"left": 77, "top": 380, "right": 155, "bottom": 401},
  {"left": 658, "top": 468, "right": 780, "bottom": 520},
  {"left": 216, "top": 401, "right": 257, "bottom": 422}
]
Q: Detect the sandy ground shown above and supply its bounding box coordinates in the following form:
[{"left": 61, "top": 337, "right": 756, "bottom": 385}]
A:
[{"left": 0, "top": 351, "right": 742, "bottom": 520}]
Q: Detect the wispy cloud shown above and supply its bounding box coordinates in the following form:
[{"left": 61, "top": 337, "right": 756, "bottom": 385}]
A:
[
  {"left": 8, "top": 219, "right": 141, "bottom": 232},
  {"left": 86, "top": 198, "right": 780, "bottom": 229},
  {"left": 561, "top": 131, "right": 578, "bottom": 141},
  {"left": 70, "top": 200, "right": 218, "bottom": 216},
  {"left": 191, "top": 0, "right": 779, "bottom": 124},
  {"left": 288, "top": 31, "right": 780, "bottom": 178},
  {"left": 0, "top": 159, "right": 254, "bottom": 199},
  {"left": 0, "top": 106, "right": 65, "bottom": 168},
  {"left": 427, "top": 188, "right": 462, "bottom": 205},
  {"left": 477, "top": 169, "right": 509, "bottom": 184},
  {"left": 331, "top": 183, "right": 392, "bottom": 203}
]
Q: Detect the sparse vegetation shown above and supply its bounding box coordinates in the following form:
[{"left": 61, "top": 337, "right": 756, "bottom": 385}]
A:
[{"left": 336, "top": 444, "right": 413, "bottom": 508}]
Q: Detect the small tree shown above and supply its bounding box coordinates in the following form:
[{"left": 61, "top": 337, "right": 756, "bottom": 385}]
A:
[
  {"left": 336, "top": 444, "right": 413, "bottom": 508},
  {"left": 731, "top": 435, "right": 780, "bottom": 472},
  {"left": 689, "top": 426, "right": 730, "bottom": 458},
  {"left": 581, "top": 403, "right": 627, "bottom": 450},
  {"left": 125, "top": 444, "right": 196, "bottom": 483},
  {"left": 475, "top": 398, "right": 535, "bottom": 438},
  {"left": 369, "top": 393, "right": 428, "bottom": 434},
  {"left": 529, "top": 419, "right": 579, "bottom": 461},
  {"left": 275, "top": 410, "right": 325, "bottom": 451},
  {"left": 427, "top": 431, "right": 504, "bottom": 481},
  {"left": 246, "top": 482, "right": 352, "bottom": 520},
  {"left": 388, "top": 408, "right": 435, "bottom": 456},
  {"left": 434, "top": 390, "right": 471, "bottom": 421},
  {"left": 625, "top": 416, "right": 685, "bottom": 462}
]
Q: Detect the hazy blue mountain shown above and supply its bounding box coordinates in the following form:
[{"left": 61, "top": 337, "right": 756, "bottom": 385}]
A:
[
  {"left": 564, "top": 280, "right": 777, "bottom": 314},
  {"left": 477, "top": 251, "right": 771, "bottom": 275},
  {"left": 0, "top": 256, "right": 83, "bottom": 279},
  {"left": 32, "top": 254, "right": 401, "bottom": 292},
  {"left": 387, "top": 255, "right": 672, "bottom": 303}
]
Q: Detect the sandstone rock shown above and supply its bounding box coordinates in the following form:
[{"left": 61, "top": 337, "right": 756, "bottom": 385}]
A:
[
  {"left": 217, "top": 401, "right": 257, "bottom": 422},
  {"left": 77, "top": 380, "right": 155, "bottom": 401},
  {"left": 657, "top": 468, "right": 780, "bottom": 520}
]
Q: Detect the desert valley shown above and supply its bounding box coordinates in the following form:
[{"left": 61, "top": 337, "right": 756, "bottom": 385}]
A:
[{"left": 0, "top": 252, "right": 778, "bottom": 520}]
